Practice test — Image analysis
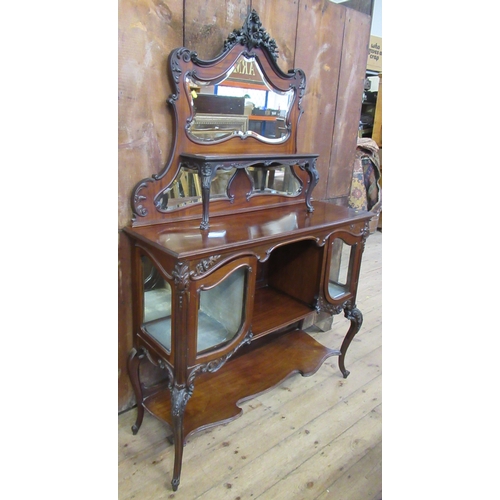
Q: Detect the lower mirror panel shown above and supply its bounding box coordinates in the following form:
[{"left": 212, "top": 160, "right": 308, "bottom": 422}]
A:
[
  {"left": 142, "top": 256, "right": 173, "bottom": 352},
  {"left": 327, "top": 238, "right": 355, "bottom": 300},
  {"left": 247, "top": 164, "right": 301, "bottom": 196}
]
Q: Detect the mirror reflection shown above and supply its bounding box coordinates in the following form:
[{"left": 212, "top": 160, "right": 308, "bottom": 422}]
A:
[
  {"left": 157, "top": 163, "right": 302, "bottom": 211},
  {"left": 156, "top": 166, "right": 236, "bottom": 211},
  {"left": 328, "top": 239, "right": 355, "bottom": 299},
  {"left": 141, "top": 256, "right": 172, "bottom": 352},
  {"left": 247, "top": 164, "right": 301, "bottom": 196},
  {"left": 186, "top": 55, "right": 294, "bottom": 143}
]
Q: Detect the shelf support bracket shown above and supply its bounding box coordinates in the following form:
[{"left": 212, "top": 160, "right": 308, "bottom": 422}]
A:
[{"left": 300, "top": 158, "right": 319, "bottom": 212}]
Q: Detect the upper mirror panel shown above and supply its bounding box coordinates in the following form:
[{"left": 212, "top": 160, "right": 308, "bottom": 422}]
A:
[{"left": 186, "top": 55, "right": 294, "bottom": 144}]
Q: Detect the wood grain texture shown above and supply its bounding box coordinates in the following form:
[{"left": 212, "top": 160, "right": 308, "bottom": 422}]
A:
[
  {"left": 327, "top": 7, "right": 371, "bottom": 200},
  {"left": 184, "top": 0, "right": 250, "bottom": 60},
  {"left": 252, "top": 287, "right": 314, "bottom": 337},
  {"left": 125, "top": 201, "right": 369, "bottom": 259},
  {"left": 118, "top": 230, "right": 382, "bottom": 499},
  {"left": 295, "top": 0, "right": 345, "bottom": 202},
  {"left": 118, "top": 0, "right": 184, "bottom": 229},
  {"left": 251, "top": 0, "right": 300, "bottom": 74}
]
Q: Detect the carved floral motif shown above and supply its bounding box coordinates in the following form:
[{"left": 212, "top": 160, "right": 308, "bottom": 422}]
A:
[
  {"left": 172, "top": 262, "right": 190, "bottom": 291},
  {"left": 157, "top": 330, "right": 253, "bottom": 417},
  {"left": 190, "top": 255, "right": 222, "bottom": 277},
  {"left": 315, "top": 296, "right": 352, "bottom": 315},
  {"left": 224, "top": 10, "right": 279, "bottom": 60}
]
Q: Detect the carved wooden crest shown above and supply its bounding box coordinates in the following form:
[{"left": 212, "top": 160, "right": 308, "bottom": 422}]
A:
[{"left": 224, "top": 9, "right": 279, "bottom": 59}]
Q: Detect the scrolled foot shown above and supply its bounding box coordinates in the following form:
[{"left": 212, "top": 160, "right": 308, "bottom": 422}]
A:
[
  {"left": 172, "top": 477, "right": 180, "bottom": 491},
  {"left": 339, "top": 354, "right": 350, "bottom": 378},
  {"left": 130, "top": 406, "right": 144, "bottom": 435}
]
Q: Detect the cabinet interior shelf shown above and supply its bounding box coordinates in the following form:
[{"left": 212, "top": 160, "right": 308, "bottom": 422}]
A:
[
  {"left": 143, "top": 329, "right": 340, "bottom": 440},
  {"left": 252, "top": 286, "right": 314, "bottom": 339}
]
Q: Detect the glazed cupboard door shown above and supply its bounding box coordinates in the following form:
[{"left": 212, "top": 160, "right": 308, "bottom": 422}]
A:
[
  {"left": 130, "top": 250, "right": 176, "bottom": 365},
  {"left": 141, "top": 254, "right": 174, "bottom": 352},
  {"left": 324, "top": 231, "right": 364, "bottom": 306},
  {"left": 187, "top": 255, "right": 257, "bottom": 367}
]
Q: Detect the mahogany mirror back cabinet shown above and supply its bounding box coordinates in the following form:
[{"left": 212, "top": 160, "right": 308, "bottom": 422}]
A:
[{"left": 124, "top": 10, "right": 372, "bottom": 491}]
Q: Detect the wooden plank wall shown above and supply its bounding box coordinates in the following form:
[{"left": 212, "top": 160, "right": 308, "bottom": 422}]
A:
[{"left": 118, "top": 0, "right": 371, "bottom": 412}]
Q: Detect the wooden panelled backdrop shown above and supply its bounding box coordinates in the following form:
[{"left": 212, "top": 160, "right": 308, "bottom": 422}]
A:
[{"left": 118, "top": 0, "right": 371, "bottom": 412}]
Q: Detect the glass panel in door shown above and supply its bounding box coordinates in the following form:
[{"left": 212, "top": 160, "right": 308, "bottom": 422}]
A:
[
  {"left": 197, "top": 267, "right": 247, "bottom": 353},
  {"left": 328, "top": 238, "right": 355, "bottom": 300},
  {"left": 141, "top": 256, "right": 172, "bottom": 352}
]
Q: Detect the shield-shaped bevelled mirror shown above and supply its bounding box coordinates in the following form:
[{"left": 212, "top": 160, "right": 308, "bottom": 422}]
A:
[
  {"left": 166, "top": 9, "right": 306, "bottom": 150},
  {"left": 186, "top": 54, "right": 294, "bottom": 144}
]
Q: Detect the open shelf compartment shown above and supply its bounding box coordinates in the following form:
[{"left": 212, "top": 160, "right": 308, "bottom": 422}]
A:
[
  {"left": 143, "top": 329, "right": 340, "bottom": 440},
  {"left": 252, "top": 286, "right": 314, "bottom": 338}
]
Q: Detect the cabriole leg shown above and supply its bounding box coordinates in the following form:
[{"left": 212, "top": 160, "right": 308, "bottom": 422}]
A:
[
  {"left": 303, "top": 159, "right": 319, "bottom": 212},
  {"left": 169, "top": 384, "right": 192, "bottom": 491},
  {"left": 171, "top": 413, "right": 184, "bottom": 491},
  {"left": 127, "top": 348, "right": 145, "bottom": 434},
  {"left": 338, "top": 306, "right": 363, "bottom": 378}
]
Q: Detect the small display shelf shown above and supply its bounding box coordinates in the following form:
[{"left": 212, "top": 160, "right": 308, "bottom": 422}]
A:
[{"left": 179, "top": 153, "right": 319, "bottom": 229}]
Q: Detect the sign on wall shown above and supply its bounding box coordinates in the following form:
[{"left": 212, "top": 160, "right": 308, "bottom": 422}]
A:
[{"left": 367, "top": 35, "right": 382, "bottom": 72}]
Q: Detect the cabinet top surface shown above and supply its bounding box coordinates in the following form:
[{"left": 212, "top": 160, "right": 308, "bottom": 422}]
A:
[{"left": 124, "top": 201, "right": 371, "bottom": 259}]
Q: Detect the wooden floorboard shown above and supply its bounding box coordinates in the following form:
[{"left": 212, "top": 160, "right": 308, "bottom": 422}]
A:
[{"left": 118, "top": 230, "right": 382, "bottom": 500}]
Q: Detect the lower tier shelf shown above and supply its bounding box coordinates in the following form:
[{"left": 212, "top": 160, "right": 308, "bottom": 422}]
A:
[{"left": 143, "top": 329, "right": 340, "bottom": 440}]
